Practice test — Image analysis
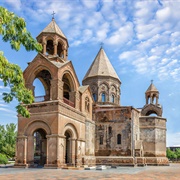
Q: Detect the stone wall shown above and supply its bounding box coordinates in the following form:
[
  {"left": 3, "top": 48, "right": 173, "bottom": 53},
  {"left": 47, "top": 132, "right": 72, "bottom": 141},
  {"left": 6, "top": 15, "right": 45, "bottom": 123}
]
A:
[
  {"left": 85, "top": 119, "right": 95, "bottom": 156},
  {"left": 94, "top": 106, "right": 133, "bottom": 156},
  {"left": 139, "top": 116, "right": 167, "bottom": 157}
]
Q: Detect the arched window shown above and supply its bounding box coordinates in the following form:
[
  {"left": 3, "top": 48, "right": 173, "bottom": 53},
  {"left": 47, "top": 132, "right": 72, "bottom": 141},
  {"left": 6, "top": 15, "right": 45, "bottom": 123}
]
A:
[
  {"left": 93, "top": 93, "right": 97, "bottom": 102},
  {"left": 100, "top": 136, "right": 103, "bottom": 145},
  {"left": 62, "top": 73, "right": 75, "bottom": 108},
  {"left": 101, "top": 93, "right": 106, "bottom": 102},
  {"left": 111, "top": 94, "right": 115, "bottom": 103},
  {"left": 46, "top": 40, "right": 54, "bottom": 55},
  {"left": 57, "top": 42, "right": 64, "bottom": 57},
  {"left": 108, "top": 126, "right": 112, "bottom": 135},
  {"left": 85, "top": 97, "right": 90, "bottom": 112},
  {"left": 117, "top": 134, "right": 121, "bottom": 144}
]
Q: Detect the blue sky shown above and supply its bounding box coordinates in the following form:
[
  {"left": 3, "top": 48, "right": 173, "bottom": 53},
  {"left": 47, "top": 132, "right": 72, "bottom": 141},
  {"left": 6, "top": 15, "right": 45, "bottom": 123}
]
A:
[{"left": 0, "top": 0, "right": 180, "bottom": 146}]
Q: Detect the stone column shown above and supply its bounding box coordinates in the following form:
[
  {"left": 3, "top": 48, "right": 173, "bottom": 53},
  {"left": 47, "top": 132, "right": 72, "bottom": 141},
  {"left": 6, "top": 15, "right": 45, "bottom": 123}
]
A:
[
  {"left": 50, "top": 79, "right": 64, "bottom": 101},
  {"left": 59, "top": 136, "right": 66, "bottom": 166},
  {"left": 70, "top": 138, "right": 76, "bottom": 166},
  {"left": 45, "top": 135, "right": 58, "bottom": 167},
  {"left": 27, "top": 135, "right": 34, "bottom": 165},
  {"left": 46, "top": 136, "right": 49, "bottom": 165},
  {"left": 23, "top": 137, "right": 27, "bottom": 164},
  {"left": 53, "top": 43, "right": 57, "bottom": 55},
  {"left": 156, "top": 95, "right": 159, "bottom": 105},
  {"left": 150, "top": 94, "right": 153, "bottom": 104},
  {"left": 76, "top": 139, "right": 85, "bottom": 166},
  {"left": 56, "top": 135, "right": 60, "bottom": 166},
  {"left": 43, "top": 42, "right": 47, "bottom": 55},
  {"left": 75, "top": 91, "right": 80, "bottom": 110},
  {"left": 15, "top": 136, "right": 28, "bottom": 166}
]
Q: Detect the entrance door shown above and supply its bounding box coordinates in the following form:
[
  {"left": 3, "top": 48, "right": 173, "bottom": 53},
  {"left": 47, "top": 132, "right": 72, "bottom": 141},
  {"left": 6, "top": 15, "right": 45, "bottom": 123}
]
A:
[
  {"left": 33, "top": 129, "right": 47, "bottom": 167},
  {"left": 65, "top": 131, "right": 71, "bottom": 165}
]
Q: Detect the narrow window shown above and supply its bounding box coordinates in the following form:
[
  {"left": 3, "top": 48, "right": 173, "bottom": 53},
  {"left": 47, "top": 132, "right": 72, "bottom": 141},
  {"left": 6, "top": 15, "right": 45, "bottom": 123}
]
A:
[
  {"left": 102, "top": 93, "right": 106, "bottom": 102},
  {"left": 111, "top": 94, "right": 115, "bottom": 103},
  {"left": 108, "top": 126, "right": 112, "bottom": 135},
  {"left": 117, "top": 134, "right": 121, "bottom": 144},
  {"left": 100, "top": 136, "right": 103, "bottom": 145},
  {"left": 93, "top": 93, "right": 97, "bottom": 102},
  {"left": 85, "top": 97, "right": 90, "bottom": 112}
]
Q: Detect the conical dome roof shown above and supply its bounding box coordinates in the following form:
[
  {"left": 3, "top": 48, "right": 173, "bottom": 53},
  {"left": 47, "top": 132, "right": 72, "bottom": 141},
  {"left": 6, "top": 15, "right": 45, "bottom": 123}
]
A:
[
  {"left": 146, "top": 81, "right": 159, "bottom": 93},
  {"left": 83, "top": 47, "right": 120, "bottom": 82},
  {"left": 37, "top": 18, "right": 67, "bottom": 40}
]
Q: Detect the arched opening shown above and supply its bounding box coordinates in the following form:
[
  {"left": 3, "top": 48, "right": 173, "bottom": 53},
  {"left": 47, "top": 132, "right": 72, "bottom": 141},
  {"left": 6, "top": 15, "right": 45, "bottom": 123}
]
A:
[
  {"left": 62, "top": 73, "right": 75, "bottom": 107},
  {"left": 65, "top": 131, "right": 72, "bottom": 165},
  {"left": 33, "top": 79, "right": 45, "bottom": 102},
  {"left": 85, "top": 97, "right": 90, "bottom": 112},
  {"left": 33, "top": 129, "right": 47, "bottom": 167},
  {"left": 100, "top": 135, "right": 103, "bottom": 145},
  {"left": 111, "top": 94, "right": 115, "bottom": 103},
  {"left": 46, "top": 40, "right": 54, "bottom": 55},
  {"left": 117, "top": 134, "right": 121, "bottom": 144},
  {"left": 93, "top": 93, "right": 97, "bottom": 102},
  {"left": 101, "top": 93, "right": 106, "bottom": 102},
  {"left": 34, "top": 70, "right": 51, "bottom": 102},
  {"left": 108, "top": 126, "right": 112, "bottom": 135},
  {"left": 145, "top": 110, "right": 158, "bottom": 116},
  {"left": 57, "top": 42, "right": 64, "bottom": 58}
]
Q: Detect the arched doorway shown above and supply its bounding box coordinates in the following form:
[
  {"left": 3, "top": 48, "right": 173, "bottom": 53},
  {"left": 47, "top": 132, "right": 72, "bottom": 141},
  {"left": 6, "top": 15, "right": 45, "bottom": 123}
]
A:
[
  {"left": 65, "top": 131, "right": 71, "bottom": 165},
  {"left": 33, "top": 129, "right": 47, "bottom": 167}
]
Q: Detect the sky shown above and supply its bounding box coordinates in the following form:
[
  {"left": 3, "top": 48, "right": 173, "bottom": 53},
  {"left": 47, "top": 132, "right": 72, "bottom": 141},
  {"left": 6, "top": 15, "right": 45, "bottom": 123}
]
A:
[{"left": 0, "top": 0, "right": 180, "bottom": 146}]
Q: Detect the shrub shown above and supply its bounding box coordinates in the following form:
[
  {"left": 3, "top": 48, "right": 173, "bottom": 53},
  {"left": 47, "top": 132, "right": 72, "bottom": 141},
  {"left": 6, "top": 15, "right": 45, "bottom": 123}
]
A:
[{"left": 0, "top": 154, "right": 8, "bottom": 165}]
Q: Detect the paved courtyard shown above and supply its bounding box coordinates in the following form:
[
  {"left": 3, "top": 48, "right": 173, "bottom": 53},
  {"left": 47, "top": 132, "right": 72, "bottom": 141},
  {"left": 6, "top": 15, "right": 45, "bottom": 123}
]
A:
[{"left": 0, "top": 163, "right": 180, "bottom": 180}]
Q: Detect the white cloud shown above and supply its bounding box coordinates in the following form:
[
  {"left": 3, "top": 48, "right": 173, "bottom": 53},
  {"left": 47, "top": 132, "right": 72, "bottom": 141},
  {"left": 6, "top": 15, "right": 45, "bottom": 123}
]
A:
[
  {"left": 167, "top": 132, "right": 180, "bottom": 146},
  {"left": 1, "top": 0, "right": 180, "bottom": 82},
  {"left": 0, "top": 104, "right": 8, "bottom": 107},
  {"left": 0, "top": 86, "right": 10, "bottom": 90},
  {"left": 106, "top": 22, "right": 134, "bottom": 46},
  {"left": 2, "top": 0, "right": 22, "bottom": 10},
  {"left": 0, "top": 107, "right": 16, "bottom": 114},
  {"left": 81, "top": 0, "right": 99, "bottom": 9},
  {"left": 156, "top": 7, "right": 171, "bottom": 23}
]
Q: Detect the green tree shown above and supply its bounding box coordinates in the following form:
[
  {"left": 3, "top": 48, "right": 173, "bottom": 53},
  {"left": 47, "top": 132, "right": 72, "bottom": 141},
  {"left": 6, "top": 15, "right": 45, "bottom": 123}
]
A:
[
  {"left": 175, "top": 148, "right": 180, "bottom": 159},
  {"left": 0, "top": 6, "right": 42, "bottom": 117},
  {"left": 166, "top": 148, "right": 177, "bottom": 160},
  {"left": 0, "top": 154, "right": 8, "bottom": 165},
  {"left": 0, "top": 123, "right": 17, "bottom": 159}
]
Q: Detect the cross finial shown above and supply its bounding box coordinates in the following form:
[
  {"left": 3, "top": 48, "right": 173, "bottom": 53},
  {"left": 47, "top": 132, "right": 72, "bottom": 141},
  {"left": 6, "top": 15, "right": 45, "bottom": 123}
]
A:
[
  {"left": 151, "top": 80, "right": 153, "bottom": 84},
  {"left": 52, "top": 11, "right": 55, "bottom": 20}
]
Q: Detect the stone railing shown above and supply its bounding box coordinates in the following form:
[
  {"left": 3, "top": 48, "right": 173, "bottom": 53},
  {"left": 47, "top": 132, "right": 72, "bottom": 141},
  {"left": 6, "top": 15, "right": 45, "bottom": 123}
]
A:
[
  {"left": 34, "top": 96, "right": 45, "bottom": 102},
  {"left": 63, "top": 97, "right": 75, "bottom": 108}
]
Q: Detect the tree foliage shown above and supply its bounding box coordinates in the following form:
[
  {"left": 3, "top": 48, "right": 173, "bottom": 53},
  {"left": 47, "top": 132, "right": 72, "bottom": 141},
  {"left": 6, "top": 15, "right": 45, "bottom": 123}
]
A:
[
  {"left": 0, "top": 123, "right": 17, "bottom": 159},
  {"left": 0, "top": 6, "right": 42, "bottom": 117},
  {"left": 166, "top": 148, "right": 180, "bottom": 160}
]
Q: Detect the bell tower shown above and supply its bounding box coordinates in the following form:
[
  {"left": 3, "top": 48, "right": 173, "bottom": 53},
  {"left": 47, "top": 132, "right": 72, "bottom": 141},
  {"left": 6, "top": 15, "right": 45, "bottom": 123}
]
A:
[
  {"left": 15, "top": 19, "right": 95, "bottom": 168},
  {"left": 139, "top": 81, "right": 168, "bottom": 163},
  {"left": 36, "top": 17, "right": 69, "bottom": 62},
  {"left": 141, "top": 80, "right": 162, "bottom": 116}
]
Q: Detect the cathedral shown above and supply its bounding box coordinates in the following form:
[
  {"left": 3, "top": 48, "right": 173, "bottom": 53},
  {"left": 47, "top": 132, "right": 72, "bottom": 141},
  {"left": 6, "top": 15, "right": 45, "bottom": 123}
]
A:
[{"left": 15, "top": 18, "right": 169, "bottom": 168}]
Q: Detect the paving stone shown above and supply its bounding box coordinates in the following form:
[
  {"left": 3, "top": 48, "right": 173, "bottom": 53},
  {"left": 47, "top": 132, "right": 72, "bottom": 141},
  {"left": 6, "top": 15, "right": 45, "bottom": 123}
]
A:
[{"left": 0, "top": 163, "right": 180, "bottom": 180}]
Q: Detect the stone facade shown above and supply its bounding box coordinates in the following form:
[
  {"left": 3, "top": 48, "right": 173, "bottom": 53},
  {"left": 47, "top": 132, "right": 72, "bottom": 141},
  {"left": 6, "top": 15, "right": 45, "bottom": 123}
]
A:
[{"left": 15, "top": 19, "right": 168, "bottom": 168}]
